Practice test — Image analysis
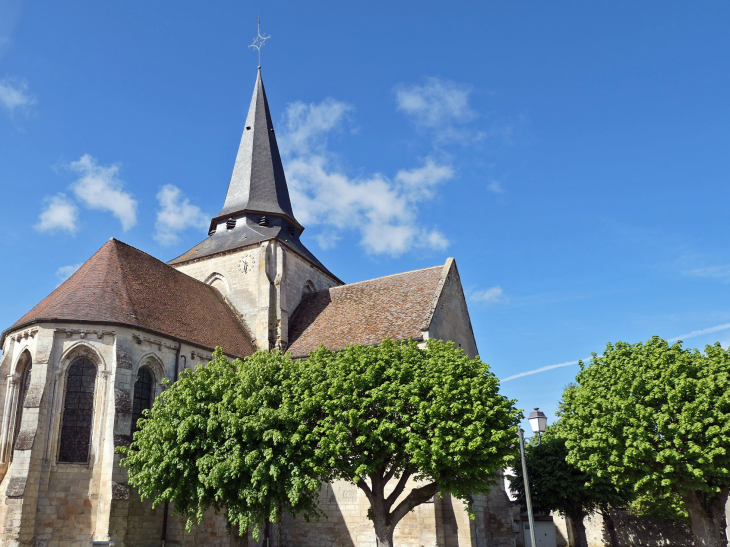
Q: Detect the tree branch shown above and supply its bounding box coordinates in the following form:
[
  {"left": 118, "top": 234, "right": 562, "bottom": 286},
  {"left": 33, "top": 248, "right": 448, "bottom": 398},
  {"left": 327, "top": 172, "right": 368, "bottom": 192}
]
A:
[
  {"left": 382, "top": 458, "right": 396, "bottom": 484},
  {"left": 389, "top": 482, "right": 440, "bottom": 527},
  {"left": 355, "top": 476, "right": 373, "bottom": 500},
  {"left": 384, "top": 470, "right": 412, "bottom": 512}
]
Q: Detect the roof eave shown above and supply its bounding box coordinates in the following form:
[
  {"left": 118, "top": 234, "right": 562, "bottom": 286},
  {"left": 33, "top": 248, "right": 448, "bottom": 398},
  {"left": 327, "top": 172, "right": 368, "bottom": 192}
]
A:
[
  {"left": 0, "top": 318, "right": 252, "bottom": 359},
  {"left": 208, "top": 209, "right": 304, "bottom": 234}
]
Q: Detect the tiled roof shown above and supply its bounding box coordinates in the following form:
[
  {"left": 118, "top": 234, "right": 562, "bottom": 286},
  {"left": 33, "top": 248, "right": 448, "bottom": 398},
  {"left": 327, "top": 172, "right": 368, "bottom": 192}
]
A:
[
  {"left": 287, "top": 264, "right": 445, "bottom": 357},
  {"left": 6, "top": 239, "right": 255, "bottom": 357}
]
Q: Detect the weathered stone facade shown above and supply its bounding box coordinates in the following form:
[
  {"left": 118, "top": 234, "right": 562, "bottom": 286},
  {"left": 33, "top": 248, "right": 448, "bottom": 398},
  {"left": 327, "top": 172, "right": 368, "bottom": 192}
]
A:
[
  {"left": 173, "top": 240, "right": 340, "bottom": 352},
  {"left": 552, "top": 510, "right": 695, "bottom": 547},
  {"left": 0, "top": 323, "right": 235, "bottom": 546}
]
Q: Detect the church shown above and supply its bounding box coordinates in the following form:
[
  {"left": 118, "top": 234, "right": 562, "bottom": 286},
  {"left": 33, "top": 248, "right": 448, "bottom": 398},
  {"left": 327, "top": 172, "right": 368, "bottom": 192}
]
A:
[{"left": 0, "top": 68, "right": 515, "bottom": 547}]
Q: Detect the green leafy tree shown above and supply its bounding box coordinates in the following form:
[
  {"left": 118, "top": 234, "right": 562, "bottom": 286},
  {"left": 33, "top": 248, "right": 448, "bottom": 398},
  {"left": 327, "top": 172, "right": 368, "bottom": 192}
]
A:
[
  {"left": 118, "top": 349, "right": 322, "bottom": 541},
  {"left": 299, "top": 339, "right": 521, "bottom": 547},
  {"left": 559, "top": 337, "right": 730, "bottom": 547},
  {"left": 508, "top": 425, "right": 630, "bottom": 547},
  {"left": 120, "top": 339, "right": 520, "bottom": 547}
]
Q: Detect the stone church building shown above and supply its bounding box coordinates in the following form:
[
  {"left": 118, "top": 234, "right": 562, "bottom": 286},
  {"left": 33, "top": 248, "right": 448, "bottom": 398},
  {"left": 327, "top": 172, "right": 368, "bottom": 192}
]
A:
[{"left": 0, "top": 70, "right": 515, "bottom": 547}]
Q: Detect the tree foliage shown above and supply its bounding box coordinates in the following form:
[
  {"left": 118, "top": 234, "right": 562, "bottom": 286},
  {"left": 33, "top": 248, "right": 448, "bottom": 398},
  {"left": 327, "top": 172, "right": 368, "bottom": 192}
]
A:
[
  {"left": 509, "top": 425, "right": 630, "bottom": 547},
  {"left": 559, "top": 337, "right": 730, "bottom": 547},
  {"left": 118, "top": 349, "right": 322, "bottom": 540},
  {"left": 299, "top": 339, "right": 521, "bottom": 547},
  {"left": 119, "top": 339, "right": 520, "bottom": 547}
]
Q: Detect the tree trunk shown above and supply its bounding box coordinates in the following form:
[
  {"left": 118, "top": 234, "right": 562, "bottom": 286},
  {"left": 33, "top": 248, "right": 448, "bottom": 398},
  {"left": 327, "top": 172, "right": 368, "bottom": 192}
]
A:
[
  {"left": 567, "top": 510, "right": 588, "bottom": 547},
  {"left": 684, "top": 489, "right": 729, "bottom": 547},
  {"left": 600, "top": 508, "right": 619, "bottom": 547},
  {"left": 277, "top": 502, "right": 283, "bottom": 547},
  {"left": 370, "top": 496, "right": 395, "bottom": 547},
  {"left": 372, "top": 513, "right": 395, "bottom": 547}
]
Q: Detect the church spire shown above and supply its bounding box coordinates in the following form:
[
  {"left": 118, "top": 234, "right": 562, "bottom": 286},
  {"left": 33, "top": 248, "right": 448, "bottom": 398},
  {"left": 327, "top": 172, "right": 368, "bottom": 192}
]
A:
[{"left": 209, "top": 69, "right": 301, "bottom": 233}]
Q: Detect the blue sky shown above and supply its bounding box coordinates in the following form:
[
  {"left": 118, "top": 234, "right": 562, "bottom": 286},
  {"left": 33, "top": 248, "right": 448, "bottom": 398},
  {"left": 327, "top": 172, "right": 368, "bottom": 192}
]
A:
[{"left": 2, "top": 1, "right": 730, "bottom": 431}]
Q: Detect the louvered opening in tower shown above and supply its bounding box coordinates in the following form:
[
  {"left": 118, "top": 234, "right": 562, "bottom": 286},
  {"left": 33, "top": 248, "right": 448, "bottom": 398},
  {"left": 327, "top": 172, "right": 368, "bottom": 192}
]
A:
[
  {"left": 259, "top": 216, "right": 269, "bottom": 227},
  {"left": 287, "top": 225, "right": 296, "bottom": 237},
  {"left": 226, "top": 218, "right": 236, "bottom": 230}
]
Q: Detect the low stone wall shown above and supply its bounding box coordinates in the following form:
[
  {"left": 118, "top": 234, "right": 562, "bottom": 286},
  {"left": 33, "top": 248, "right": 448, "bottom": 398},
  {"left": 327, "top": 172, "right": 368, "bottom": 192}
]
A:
[{"left": 553, "top": 509, "right": 694, "bottom": 547}]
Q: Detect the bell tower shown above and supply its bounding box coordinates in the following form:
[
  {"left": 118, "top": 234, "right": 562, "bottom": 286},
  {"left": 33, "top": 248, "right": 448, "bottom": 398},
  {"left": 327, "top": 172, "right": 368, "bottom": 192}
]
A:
[{"left": 169, "top": 69, "right": 342, "bottom": 351}]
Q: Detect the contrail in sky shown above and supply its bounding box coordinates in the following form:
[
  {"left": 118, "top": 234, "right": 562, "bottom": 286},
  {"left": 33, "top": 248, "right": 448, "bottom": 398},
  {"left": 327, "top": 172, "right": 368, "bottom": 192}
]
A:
[{"left": 501, "top": 322, "right": 730, "bottom": 382}]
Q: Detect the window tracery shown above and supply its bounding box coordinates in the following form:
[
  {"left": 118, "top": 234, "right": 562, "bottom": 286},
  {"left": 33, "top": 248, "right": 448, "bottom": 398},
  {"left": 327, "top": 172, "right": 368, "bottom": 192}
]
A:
[
  {"left": 131, "top": 367, "right": 154, "bottom": 434},
  {"left": 58, "top": 358, "right": 97, "bottom": 463}
]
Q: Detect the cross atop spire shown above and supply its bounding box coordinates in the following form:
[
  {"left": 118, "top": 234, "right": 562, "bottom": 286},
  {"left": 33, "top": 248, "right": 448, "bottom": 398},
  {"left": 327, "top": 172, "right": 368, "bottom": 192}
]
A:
[{"left": 248, "top": 17, "right": 270, "bottom": 68}]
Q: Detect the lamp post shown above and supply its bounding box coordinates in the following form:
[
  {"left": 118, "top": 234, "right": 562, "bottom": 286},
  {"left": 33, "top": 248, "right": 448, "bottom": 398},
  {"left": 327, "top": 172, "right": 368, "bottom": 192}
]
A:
[{"left": 519, "top": 407, "right": 548, "bottom": 547}]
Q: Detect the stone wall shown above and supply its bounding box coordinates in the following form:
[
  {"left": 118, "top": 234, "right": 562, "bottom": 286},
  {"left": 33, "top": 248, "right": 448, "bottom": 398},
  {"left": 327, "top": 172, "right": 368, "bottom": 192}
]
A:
[
  {"left": 173, "top": 240, "right": 340, "bottom": 351},
  {"left": 278, "top": 477, "right": 514, "bottom": 547},
  {"left": 552, "top": 509, "right": 695, "bottom": 547},
  {"left": 471, "top": 476, "right": 517, "bottom": 547},
  {"left": 423, "top": 259, "right": 479, "bottom": 359},
  {"left": 0, "top": 323, "right": 234, "bottom": 546}
]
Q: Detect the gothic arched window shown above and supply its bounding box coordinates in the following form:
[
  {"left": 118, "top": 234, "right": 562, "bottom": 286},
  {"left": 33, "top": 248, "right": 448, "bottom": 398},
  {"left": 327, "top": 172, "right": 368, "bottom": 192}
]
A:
[
  {"left": 58, "top": 358, "right": 97, "bottom": 464},
  {"left": 12, "top": 359, "right": 32, "bottom": 459},
  {"left": 131, "top": 367, "right": 154, "bottom": 434}
]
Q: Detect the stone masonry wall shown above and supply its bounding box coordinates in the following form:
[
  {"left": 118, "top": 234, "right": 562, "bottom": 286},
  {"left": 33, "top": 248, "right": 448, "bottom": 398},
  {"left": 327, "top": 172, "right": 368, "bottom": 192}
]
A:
[
  {"left": 0, "top": 323, "right": 235, "bottom": 546},
  {"left": 173, "top": 240, "right": 340, "bottom": 351},
  {"left": 552, "top": 509, "right": 695, "bottom": 547},
  {"left": 281, "top": 478, "right": 510, "bottom": 547},
  {"left": 424, "top": 260, "right": 479, "bottom": 359},
  {"left": 471, "top": 475, "right": 517, "bottom": 547}
]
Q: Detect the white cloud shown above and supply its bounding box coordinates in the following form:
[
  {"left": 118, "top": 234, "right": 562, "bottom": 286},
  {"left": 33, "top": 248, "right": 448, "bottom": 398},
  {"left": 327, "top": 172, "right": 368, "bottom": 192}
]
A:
[
  {"left": 488, "top": 180, "right": 504, "bottom": 194},
  {"left": 280, "top": 99, "right": 452, "bottom": 256},
  {"left": 281, "top": 98, "right": 354, "bottom": 156},
  {"left": 395, "top": 77, "right": 475, "bottom": 128},
  {"left": 56, "top": 263, "right": 81, "bottom": 284},
  {"left": 69, "top": 154, "right": 137, "bottom": 231},
  {"left": 154, "top": 184, "right": 208, "bottom": 245},
  {"left": 686, "top": 265, "right": 730, "bottom": 281},
  {"left": 395, "top": 159, "right": 454, "bottom": 201},
  {"left": 35, "top": 194, "right": 78, "bottom": 233},
  {"left": 314, "top": 229, "right": 341, "bottom": 251},
  {"left": 471, "top": 286, "right": 507, "bottom": 304},
  {"left": 0, "top": 76, "right": 36, "bottom": 115}
]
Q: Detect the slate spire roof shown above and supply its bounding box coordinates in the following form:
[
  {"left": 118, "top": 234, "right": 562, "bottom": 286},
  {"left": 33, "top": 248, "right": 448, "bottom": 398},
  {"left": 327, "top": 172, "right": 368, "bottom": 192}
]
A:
[
  {"left": 2, "top": 239, "right": 255, "bottom": 357},
  {"left": 209, "top": 68, "right": 300, "bottom": 233},
  {"left": 170, "top": 70, "right": 339, "bottom": 282}
]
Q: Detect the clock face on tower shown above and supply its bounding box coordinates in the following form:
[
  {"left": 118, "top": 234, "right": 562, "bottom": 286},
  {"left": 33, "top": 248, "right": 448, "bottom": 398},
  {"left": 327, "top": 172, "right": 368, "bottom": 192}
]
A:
[{"left": 238, "top": 253, "right": 256, "bottom": 274}]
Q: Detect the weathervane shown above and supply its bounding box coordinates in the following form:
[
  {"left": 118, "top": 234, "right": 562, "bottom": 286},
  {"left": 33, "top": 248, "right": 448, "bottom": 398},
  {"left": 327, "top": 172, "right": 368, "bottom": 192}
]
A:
[{"left": 249, "top": 17, "right": 270, "bottom": 68}]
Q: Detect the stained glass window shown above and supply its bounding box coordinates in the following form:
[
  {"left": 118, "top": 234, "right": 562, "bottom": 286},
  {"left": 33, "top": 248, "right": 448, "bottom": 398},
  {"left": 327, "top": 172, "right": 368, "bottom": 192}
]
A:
[
  {"left": 58, "top": 358, "right": 97, "bottom": 463},
  {"left": 132, "top": 367, "right": 154, "bottom": 434},
  {"left": 12, "top": 361, "right": 32, "bottom": 458}
]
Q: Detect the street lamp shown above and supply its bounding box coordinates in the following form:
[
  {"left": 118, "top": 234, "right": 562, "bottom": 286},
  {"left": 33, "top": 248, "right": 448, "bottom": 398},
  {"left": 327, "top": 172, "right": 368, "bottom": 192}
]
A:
[
  {"left": 519, "top": 407, "right": 548, "bottom": 547},
  {"left": 528, "top": 408, "right": 548, "bottom": 445}
]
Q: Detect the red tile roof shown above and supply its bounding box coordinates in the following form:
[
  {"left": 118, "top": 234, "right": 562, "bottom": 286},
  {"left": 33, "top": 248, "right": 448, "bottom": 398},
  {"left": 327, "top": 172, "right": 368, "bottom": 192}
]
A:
[
  {"left": 287, "top": 264, "right": 445, "bottom": 357},
  {"left": 6, "top": 239, "right": 255, "bottom": 357}
]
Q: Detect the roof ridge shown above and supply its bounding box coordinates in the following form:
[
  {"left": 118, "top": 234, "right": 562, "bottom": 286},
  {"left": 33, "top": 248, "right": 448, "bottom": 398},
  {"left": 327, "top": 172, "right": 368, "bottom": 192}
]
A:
[
  {"left": 329, "top": 263, "right": 444, "bottom": 291},
  {"left": 104, "top": 239, "right": 139, "bottom": 323}
]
